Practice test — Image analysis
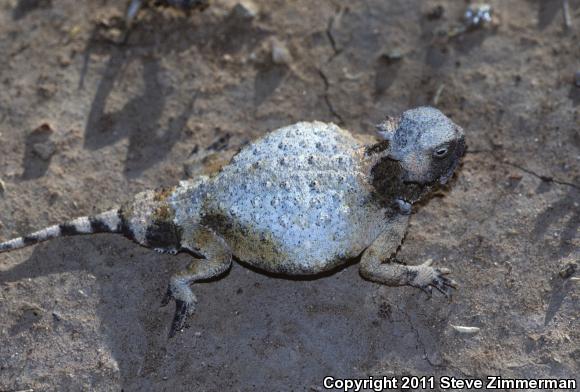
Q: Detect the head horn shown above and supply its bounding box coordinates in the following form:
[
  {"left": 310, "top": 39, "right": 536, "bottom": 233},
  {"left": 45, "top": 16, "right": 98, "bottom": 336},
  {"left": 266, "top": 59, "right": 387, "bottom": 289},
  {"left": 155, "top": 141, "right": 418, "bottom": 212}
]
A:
[{"left": 376, "top": 115, "right": 400, "bottom": 141}]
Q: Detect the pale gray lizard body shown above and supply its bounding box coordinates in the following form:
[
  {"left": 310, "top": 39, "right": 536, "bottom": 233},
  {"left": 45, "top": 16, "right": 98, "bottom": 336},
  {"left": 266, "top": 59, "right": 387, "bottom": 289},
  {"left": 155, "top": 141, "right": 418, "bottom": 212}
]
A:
[{"left": 0, "top": 106, "right": 466, "bottom": 337}]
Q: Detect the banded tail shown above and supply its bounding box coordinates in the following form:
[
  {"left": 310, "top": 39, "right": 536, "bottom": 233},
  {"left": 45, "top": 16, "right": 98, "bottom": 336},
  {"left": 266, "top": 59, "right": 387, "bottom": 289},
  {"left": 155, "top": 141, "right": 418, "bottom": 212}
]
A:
[{"left": 0, "top": 209, "right": 123, "bottom": 253}]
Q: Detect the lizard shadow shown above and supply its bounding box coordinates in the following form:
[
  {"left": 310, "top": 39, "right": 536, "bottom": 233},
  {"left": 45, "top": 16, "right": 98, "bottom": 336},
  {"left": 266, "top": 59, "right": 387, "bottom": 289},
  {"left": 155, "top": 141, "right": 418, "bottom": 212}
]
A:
[
  {"left": 254, "top": 62, "right": 288, "bottom": 107},
  {"left": 82, "top": 46, "right": 186, "bottom": 178},
  {"left": 533, "top": 0, "right": 562, "bottom": 30},
  {"left": 569, "top": 85, "right": 580, "bottom": 106},
  {"left": 531, "top": 186, "right": 579, "bottom": 324},
  {"left": 373, "top": 55, "right": 402, "bottom": 101},
  {"left": 12, "top": 0, "right": 51, "bottom": 20},
  {"left": 0, "top": 234, "right": 451, "bottom": 390},
  {"left": 544, "top": 275, "right": 574, "bottom": 326},
  {"left": 532, "top": 187, "right": 579, "bottom": 258},
  {"left": 80, "top": 9, "right": 269, "bottom": 178},
  {"left": 0, "top": 235, "right": 185, "bottom": 389}
]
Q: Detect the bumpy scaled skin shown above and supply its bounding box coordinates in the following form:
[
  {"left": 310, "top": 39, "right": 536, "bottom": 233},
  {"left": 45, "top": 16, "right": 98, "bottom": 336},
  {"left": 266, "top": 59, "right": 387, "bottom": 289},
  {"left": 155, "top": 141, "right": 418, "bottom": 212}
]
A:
[
  {"left": 175, "top": 122, "right": 390, "bottom": 275},
  {"left": 0, "top": 107, "right": 466, "bottom": 337}
]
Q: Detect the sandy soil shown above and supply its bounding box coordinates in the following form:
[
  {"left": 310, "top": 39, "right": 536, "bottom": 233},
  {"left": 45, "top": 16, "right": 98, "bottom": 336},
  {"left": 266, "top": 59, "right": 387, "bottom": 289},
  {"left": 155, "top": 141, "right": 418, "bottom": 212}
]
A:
[{"left": 0, "top": 0, "right": 578, "bottom": 391}]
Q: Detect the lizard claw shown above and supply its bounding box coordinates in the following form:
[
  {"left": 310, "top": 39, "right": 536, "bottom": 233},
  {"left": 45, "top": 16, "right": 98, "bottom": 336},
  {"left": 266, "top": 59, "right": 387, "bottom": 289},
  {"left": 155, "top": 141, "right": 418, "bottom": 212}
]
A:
[
  {"left": 409, "top": 262, "right": 457, "bottom": 299},
  {"left": 160, "top": 280, "right": 197, "bottom": 337},
  {"left": 169, "top": 299, "right": 193, "bottom": 338}
]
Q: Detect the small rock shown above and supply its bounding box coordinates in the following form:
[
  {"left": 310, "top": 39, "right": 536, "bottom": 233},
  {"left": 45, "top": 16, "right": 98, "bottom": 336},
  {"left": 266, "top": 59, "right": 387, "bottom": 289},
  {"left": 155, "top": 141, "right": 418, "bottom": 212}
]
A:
[
  {"left": 231, "top": 1, "right": 258, "bottom": 19},
  {"left": 37, "top": 82, "right": 57, "bottom": 99},
  {"left": 464, "top": 4, "right": 493, "bottom": 28},
  {"left": 34, "top": 123, "right": 54, "bottom": 134},
  {"left": 381, "top": 49, "right": 403, "bottom": 62},
  {"left": 426, "top": 5, "right": 444, "bottom": 20},
  {"left": 574, "top": 71, "right": 580, "bottom": 88},
  {"left": 559, "top": 262, "right": 577, "bottom": 279},
  {"left": 52, "top": 312, "right": 62, "bottom": 322},
  {"left": 32, "top": 141, "right": 56, "bottom": 160},
  {"left": 58, "top": 53, "right": 72, "bottom": 67},
  {"left": 0, "top": 178, "right": 5, "bottom": 194},
  {"left": 194, "top": 331, "right": 202, "bottom": 337},
  {"left": 272, "top": 39, "right": 292, "bottom": 65}
]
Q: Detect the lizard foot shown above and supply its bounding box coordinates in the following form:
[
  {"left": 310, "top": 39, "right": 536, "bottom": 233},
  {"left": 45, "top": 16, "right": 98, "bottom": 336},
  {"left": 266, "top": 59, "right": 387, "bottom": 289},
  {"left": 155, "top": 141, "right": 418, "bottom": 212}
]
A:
[
  {"left": 408, "top": 259, "right": 457, "bottom": 298},
  {"left": 161, "top": 278, "right": 197, "bottom": 337}
]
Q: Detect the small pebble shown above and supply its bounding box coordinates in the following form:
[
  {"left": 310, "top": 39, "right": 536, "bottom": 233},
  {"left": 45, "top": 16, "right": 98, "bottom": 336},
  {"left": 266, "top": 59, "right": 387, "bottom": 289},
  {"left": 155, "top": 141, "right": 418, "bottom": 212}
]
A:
[
  {"left": 382, "top": 49, "right": 403, "bottom": 62},
  {"left": 58, "top": 53, "right": 72, "bottom": 67},
  {"left": 559, "top": 262, "right": 577, "bottom": 279},
  {"left": 35, "top": 123, "right": 54, "bottom": 134},
  {"left": 52, "top": 312, "right": 62, "bottom": 322},
  {"left": 0, "top": 178, "right": 5, "bottom": 194},
  {"left": 464, "top": 4, "right": 493, "bottom": 28},
  {"left": 272, "top": 39, "right": 292, "bottom": 65},
  {"left": 574, "top": 71, "right": 580, "bottom": 87},
  {"left": 426, "top": 5, "right": 444, "bottom": 20},
  {"left": 231, "top": 1, "right": 259, "bottom": 19}
]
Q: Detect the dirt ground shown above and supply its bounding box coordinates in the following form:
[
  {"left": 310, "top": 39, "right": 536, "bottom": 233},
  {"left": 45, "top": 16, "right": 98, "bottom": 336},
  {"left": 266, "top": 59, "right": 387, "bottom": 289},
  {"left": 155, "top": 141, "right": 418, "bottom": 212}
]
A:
[{"left": 0, "top": 0, "right": 578, "bottom": 391}]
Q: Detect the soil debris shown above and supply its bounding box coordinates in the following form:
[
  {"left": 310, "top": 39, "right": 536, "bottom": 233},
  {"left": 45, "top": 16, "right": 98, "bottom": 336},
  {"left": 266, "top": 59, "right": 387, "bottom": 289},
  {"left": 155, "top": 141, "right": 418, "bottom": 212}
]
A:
[
  {"left": 451, "top": 325, "right": 481, "bottom": 334},
  {"left": 231, "top": 1, "right": 259, "bottom": 20},
  {"left": 559, "top": 262, "right": 577, "bottom": 279},
  {"left": 271, "top": 38, "right": 292, "bottom": 65},
  {"left": 426, "top": 5, "right": 445, "bottom": 21},
  {"left": 464, "top": 4, "right": 493, "bottom": 28}
]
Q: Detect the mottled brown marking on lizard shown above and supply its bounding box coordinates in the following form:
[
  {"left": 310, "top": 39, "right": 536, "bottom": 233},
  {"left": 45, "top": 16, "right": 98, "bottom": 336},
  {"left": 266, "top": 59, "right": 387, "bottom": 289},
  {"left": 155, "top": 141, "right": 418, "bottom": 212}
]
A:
[{"left": 154, "top": 186, "right": 176, "bottom": 202}]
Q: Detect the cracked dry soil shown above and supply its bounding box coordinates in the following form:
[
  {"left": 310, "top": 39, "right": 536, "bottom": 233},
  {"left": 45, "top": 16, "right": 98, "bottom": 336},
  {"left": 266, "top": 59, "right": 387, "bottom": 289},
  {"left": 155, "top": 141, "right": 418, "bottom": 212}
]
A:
[{"left": 0, "top": 0, "right": 578, "bottom": 391}]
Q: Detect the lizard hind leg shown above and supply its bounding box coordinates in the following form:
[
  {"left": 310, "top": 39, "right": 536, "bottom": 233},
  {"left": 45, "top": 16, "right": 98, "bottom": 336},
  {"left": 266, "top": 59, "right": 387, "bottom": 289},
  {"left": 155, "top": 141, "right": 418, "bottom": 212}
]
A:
[{"left": 162, "top": 225, "right": 232, "bottom": 337}]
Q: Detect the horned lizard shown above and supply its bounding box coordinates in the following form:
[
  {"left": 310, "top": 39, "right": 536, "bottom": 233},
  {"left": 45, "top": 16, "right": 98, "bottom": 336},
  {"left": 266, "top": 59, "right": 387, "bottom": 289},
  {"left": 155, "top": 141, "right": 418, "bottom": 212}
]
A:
[{"left": 0, "top": 106, "right": 466, "bottom": 337}]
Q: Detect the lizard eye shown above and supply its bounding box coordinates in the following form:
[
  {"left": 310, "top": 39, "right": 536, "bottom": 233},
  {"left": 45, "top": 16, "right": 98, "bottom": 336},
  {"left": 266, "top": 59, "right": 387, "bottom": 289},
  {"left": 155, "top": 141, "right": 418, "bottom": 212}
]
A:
[{"left": 433, "top": 146, "right": 449, "bottom": 159}]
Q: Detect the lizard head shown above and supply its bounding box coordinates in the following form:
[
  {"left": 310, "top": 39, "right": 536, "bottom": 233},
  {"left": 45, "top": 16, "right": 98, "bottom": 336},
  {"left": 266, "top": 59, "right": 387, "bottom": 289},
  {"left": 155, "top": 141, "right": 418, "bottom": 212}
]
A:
[{"left": 377, "top": 106, "right": 466, "bottom": 187}]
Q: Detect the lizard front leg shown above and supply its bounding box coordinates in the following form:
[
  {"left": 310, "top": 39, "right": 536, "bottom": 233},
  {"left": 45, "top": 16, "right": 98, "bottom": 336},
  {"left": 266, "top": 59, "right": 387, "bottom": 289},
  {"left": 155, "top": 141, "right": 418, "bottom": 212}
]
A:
[
  {"left": 162, "top": 225, "right": 232, "bottom": 337},
  {"left": 359, "top": 214, "right": 457, "bottom": 297}
]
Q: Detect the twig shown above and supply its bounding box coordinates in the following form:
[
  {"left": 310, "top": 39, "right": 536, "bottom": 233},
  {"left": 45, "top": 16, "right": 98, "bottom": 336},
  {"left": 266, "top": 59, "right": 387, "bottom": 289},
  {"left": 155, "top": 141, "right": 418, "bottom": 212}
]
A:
[
  {"left": 433, "top": 84, "right": 445, "bottom": 106},
  {"left": 562, "top": 0, "right": 572, "bottom": 30}
]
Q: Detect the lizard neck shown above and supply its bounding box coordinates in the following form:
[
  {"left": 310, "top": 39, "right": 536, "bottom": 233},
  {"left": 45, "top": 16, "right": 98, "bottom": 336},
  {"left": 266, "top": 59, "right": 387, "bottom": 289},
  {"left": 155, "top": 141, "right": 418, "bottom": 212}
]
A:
[{"left": 361, "top": 141, "right": 431, "bottom": 207}]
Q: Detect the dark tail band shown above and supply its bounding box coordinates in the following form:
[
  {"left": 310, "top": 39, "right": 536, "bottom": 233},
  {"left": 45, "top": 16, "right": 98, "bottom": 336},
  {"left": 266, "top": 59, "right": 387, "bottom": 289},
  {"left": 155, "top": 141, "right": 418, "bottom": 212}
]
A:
[{"left": 0, "top": 209, "right": 122, "bottom": 253}]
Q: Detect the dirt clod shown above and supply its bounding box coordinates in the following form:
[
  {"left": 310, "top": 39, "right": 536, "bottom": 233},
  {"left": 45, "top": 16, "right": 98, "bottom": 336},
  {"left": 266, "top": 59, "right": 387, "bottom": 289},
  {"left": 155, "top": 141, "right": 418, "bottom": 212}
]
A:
[
  {"left": 231, "top": 1, "right": 259, "bottom": 19},
  {"left": 559, "top": 262, "right": 577, "bottom": 279},
  {"left": 271, "top": 38, "right": 292, "bottom": 65}
]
